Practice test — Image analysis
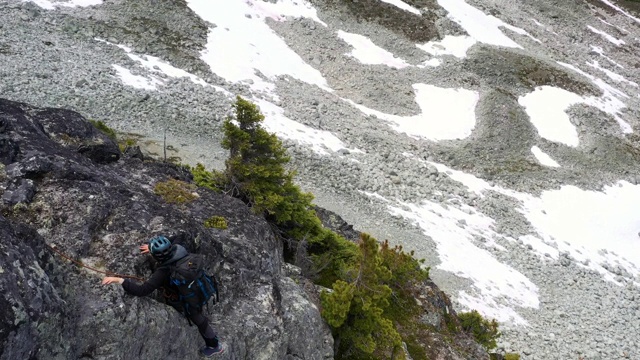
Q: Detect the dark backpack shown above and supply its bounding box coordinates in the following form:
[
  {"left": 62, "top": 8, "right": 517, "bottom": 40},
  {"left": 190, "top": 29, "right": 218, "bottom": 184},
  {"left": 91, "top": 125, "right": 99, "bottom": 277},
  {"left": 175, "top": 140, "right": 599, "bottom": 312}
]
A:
[{"left": 168, "top": 254, "right": 219, "bottom": 316}]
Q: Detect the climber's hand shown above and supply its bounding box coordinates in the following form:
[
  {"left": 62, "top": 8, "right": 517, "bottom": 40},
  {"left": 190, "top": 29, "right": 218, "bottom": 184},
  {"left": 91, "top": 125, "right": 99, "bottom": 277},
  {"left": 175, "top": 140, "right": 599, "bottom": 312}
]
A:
[
  {"left": 139, "top": 244, "right": 150, "bottom": 254},
  {"left": 102, "top": 277, "right": 124, "bottom": 285}
]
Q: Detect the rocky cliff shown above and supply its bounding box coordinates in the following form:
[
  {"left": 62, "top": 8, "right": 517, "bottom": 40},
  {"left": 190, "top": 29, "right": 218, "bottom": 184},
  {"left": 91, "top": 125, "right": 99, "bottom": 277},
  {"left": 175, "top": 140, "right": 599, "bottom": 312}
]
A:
[
  {"left": 0, "top": 98, "right": 488, "bottom": 359},
  {"left": 0, "top": 98, "right": 334, "bottom": 360}
]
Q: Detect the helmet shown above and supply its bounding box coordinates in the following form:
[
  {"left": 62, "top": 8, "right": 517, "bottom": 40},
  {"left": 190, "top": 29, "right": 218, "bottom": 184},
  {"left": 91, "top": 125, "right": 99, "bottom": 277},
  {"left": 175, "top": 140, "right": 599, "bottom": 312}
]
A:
[{"left": 148, "top": 235, "right": 174, "bottom": 262}]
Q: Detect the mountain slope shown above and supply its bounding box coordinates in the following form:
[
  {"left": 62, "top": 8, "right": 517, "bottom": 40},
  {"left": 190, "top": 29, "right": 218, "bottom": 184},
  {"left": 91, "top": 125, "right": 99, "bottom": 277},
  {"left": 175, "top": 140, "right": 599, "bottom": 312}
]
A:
[{"left": 1, "top": 0, "right": 640, "bottom": 358}]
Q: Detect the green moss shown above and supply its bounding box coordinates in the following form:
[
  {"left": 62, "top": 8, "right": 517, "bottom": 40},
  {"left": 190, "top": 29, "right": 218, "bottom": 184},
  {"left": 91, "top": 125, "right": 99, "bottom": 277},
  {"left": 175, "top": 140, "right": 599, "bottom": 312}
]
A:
[
  {"left": 154, "top": 179, "right": 197, "bottom": 204},
  {"left": 89, "top": 120, "right": 117, "bottom": 140},
  {"left": 504, "top": 353, "right": 521, "bottom": 360},
  {"left": 204, "top": 216, "right": 228, "bottom": 229}
]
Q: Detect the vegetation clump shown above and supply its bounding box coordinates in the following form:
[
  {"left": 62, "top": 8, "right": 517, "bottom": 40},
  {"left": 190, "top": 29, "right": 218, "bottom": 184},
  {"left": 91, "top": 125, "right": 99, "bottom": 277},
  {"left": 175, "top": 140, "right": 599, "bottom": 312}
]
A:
[
  {"left": 458, "top": 310, "right": 500, "bottom": 351},
  {"left": 89, "top": 119, "right": 117, "bottom": 140},
  {"left": 204, "top": 216, "right": 228, "bottom": 229},
  {"left": 154, "top": 179, "right": 197, "bottom": 204}
]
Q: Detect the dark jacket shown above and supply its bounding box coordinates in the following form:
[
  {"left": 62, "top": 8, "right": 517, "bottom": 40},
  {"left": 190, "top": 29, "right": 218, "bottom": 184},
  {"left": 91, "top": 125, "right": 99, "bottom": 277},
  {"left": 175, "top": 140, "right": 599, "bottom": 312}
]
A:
[{"left": 121, "top": 245, "right": 188, "bottom": 296}]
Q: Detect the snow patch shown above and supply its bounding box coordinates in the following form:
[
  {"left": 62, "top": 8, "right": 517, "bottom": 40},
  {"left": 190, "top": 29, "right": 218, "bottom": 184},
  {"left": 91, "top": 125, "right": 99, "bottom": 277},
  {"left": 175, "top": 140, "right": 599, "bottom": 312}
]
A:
[
  {"left": 531, "top": 146, "right": 560, "bottom": 167},
  {"left": 596, "top": 0, "right": 640, "bottom": 24},
  {"left": 337, "top": 30, "right": 410, "bottom": 69},
  {"left": 587, "top": 25, "right": 625, "bottom": 46},
  {"left": 96, "top": 38, "right": 230, "bottom": 95},
  {"left": 253, "top": 98, "right": 361, "bottom": 156},
  {"left": 187, "top": 0, "right": 330, "bottom": 95},
  {"left": 557, "top": 62, "right": 632, "bottom": 134},
  {"left": 590, "top": 45, "right": 624, "bottom": 69},
  {"left": 436, "top": 0, "right": 537, "bottom": 49},
  {"left": 379, "top": 0, "right": 421, "bottom": 15},
  {"left": 111, "top": 65, "right": 159, "bottom": 90},
  {"left": 416, "top": 35, "right": 477, "bottom": 58},
  {"left": 347, "top": 84, "right": 479, "bottom": 141},
  {"left": 376, "top": 194, "right": 538, "bottom": 325},
  {"left": 24, "top": 0, "right": 102, "bottom": 9},
  {"left": 586, "top": 60, "right": 638, "bottom": 87},
  {"left": 518, "top": 86, "right": 582, "bottom": 147},
  {"left": 387, "top": 158, "right": 640, "bottom": 322}
]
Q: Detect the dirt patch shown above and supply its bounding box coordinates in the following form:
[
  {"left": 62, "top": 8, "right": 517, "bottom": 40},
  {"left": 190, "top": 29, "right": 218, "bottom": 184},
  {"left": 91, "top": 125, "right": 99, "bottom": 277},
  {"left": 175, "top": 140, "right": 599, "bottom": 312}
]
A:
[
  {"left": 317, "top": 0, "right": 441, "bottom": 42},
  {"left": 464, "top": 47, "right": 602, "bottom": 96}
]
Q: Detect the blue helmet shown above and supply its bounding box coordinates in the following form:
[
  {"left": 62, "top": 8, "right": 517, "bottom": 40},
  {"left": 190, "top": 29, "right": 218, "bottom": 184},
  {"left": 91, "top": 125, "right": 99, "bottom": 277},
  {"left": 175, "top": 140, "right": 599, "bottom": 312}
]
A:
[{"left": 148, "top": 235, "right": 174, "bottom": 262}]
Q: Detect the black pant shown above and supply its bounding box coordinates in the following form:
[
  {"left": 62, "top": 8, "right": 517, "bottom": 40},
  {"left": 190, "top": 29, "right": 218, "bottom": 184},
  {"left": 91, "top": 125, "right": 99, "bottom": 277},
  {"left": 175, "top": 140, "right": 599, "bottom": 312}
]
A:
[{"left": 188, "top": 309, "right": 219, "bottom": 348}]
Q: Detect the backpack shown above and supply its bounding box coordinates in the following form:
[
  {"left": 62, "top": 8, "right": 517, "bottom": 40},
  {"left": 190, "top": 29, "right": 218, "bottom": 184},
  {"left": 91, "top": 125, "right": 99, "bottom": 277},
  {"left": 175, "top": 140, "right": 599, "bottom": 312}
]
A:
[{"left": 168, "top": 253, "right": 219, "bottom": 316}]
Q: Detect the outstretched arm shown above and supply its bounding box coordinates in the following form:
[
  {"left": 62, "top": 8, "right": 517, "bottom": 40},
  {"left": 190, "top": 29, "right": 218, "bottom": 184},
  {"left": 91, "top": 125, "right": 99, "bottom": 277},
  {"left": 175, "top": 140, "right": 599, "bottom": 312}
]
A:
[
  {"left": 102, "top": 277, "right": 124, "bottom": 285},
  {"left": 119, "top": 268, "right": 169, "bottom": 297}
]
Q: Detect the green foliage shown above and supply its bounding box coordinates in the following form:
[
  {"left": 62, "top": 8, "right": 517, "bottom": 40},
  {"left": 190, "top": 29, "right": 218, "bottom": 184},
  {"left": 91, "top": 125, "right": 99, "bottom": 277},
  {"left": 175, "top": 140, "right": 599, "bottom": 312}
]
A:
[
  {"left": 118, "top": 137, "right": 138, "bottom": 152},
  {"left": 89, "top": 119, "right": 117, "bottom": 140},
  {"left": 219, "top": 96, "right": 357, "bottom": 284},
  {"left": 321, "top": 234, "right": 403, "bottom": 359},
  {"left": 504, "top": 353, "right": 521, "bottom": 360},
  {"left": 222, "top": 96, "right": 314, "bottom": 224},
  {"left": 380, "top": 240, "right": 429, "bottom": 319},
  {"left": 458, "top": 310, "right": 500, "bottom": 351},
  {"left": 190, "top": 163, "right": 226, "bottom": 192},
  {"left": 204, "top": 216, "right": 228, "bottom": 229},
  {"left": 154, "top": 179, "right": 197, "bottom": 204}
]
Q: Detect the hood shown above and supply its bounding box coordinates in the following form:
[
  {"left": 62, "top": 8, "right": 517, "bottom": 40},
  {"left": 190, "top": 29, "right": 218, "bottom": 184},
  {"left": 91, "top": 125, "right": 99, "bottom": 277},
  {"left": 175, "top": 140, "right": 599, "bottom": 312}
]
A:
[{"left": 160, "top": 244, "right": 188, "bottom": 266}]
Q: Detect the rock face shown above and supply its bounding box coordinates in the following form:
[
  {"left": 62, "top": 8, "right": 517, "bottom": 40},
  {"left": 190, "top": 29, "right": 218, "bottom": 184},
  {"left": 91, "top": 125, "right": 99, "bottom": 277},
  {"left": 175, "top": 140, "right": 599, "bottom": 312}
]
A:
[
  {"left": 0, "top": 98, "right": 333, "bottom": 360},
  {"left": 0, "top": 98, "right": 489, "bottom": 360}
]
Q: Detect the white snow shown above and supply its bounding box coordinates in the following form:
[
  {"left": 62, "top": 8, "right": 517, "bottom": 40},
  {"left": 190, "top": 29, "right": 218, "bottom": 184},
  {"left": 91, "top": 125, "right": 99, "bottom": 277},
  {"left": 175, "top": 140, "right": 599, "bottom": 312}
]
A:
[
  {"left": 531, "top": 146, "right": 560, "bottom": 167},
  {"left": 416, "top": 35, "right": 477, "bottom": 58},
  {"left": 519, "top": 182, "right": 640, "bottom": 281},
  {"left": 596, "top": 0, "right": 640, "bottom": 24},
  {"left": 379, "top": 0, "right": 421, "bottom": 15},
  {"left": 598, "top": 18, "right": 629, "bottom": 34},
  {"left": 418, "top": 58, "right": 442, "bottom": 67},
  {"left": 186, "top": 0, "right": 330, "bottom": 94},
  {"left": 436, "top": 0, "right": 538, "bottom": 49},
  {"left": 383, "top": 157, "right": 640, "bottom": 321},
  {"left": 24, "top": 0, "right": 101, "bottom": 9},
  {"left": 253, "top": 98, "right": 361, "bottom": 156},
  {"left": 590, "top": 45, "right": 624, "bottom": 69},
  {"left": 337, "top": 31, "right": 410, "bottom": 69},
  {"left": 518, "top": 86, "right": 582, "bottom": 147},
  {"left": 586, "top": 60, "right": 638, "bottom": 87},
  {"left": 531, "top": 19, "right": 544, "bottom": 27},
  {"left": 587, "top": 25, "right": 626, "bottom": 46},
  {"left": 558, "top": 62, "right": 633, "bottom": 134},
  {"left": 387, "top": 198, "right": 538, "bottom": 325},
  {"left": 347, "top": 84, "right": 479, "bottom": 141},
  {"left": 111, "top": 65, "right": 159, "bottom": 90},
  {"left": 96, "top": 38, "right": 230, "bottom": 95}
]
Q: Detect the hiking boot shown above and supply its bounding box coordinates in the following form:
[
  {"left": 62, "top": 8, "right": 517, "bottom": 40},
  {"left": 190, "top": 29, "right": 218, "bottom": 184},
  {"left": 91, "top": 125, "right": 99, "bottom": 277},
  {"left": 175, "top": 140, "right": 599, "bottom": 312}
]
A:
[{"left": 200, "top": 344, "right": 224, "bottom": 357}]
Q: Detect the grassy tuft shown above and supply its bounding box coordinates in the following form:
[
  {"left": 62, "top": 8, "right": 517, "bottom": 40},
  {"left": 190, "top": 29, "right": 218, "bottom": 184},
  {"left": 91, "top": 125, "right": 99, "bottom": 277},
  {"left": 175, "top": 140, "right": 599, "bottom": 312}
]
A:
[
  {"left": 89, "top": 120, "right": 117, "bottom": 140},
  {"left": 154, "top": 179, "right": 197, "bottom": 204}
]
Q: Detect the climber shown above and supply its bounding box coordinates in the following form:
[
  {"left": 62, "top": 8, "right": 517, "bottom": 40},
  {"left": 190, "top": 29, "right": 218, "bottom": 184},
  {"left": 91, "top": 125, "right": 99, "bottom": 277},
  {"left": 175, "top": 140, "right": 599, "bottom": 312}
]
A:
[{"left": 102, "top": 235, "right": 224, "bottom": 357}]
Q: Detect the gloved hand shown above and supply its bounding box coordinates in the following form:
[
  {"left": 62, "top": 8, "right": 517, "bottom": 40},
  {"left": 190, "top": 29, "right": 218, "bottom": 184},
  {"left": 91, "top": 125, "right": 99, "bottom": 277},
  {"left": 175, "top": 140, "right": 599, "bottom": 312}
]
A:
[{"left": 102, "top": 277, "right": 124, "bottom": 285}]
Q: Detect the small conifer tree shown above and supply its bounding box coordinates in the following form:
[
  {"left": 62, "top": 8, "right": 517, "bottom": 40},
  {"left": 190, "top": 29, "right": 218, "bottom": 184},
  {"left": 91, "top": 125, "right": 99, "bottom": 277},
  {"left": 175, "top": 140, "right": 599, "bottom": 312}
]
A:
[{"left": 321, "top": 233, "right": 403, "bottom": 358}]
